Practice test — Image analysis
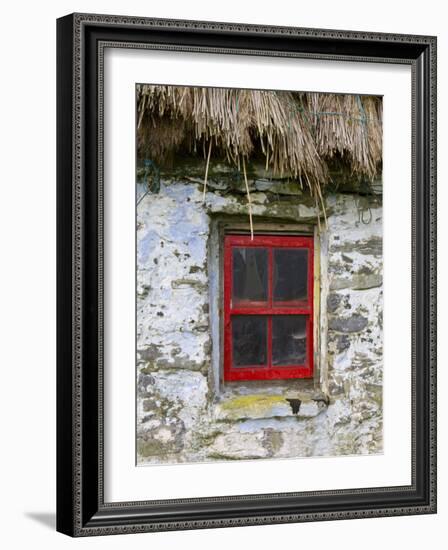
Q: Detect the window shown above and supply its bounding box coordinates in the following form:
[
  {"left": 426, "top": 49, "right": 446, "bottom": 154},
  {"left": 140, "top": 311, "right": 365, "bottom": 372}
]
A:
[{"left": 224, "top": 235, "right": 314, "bottom": 381}]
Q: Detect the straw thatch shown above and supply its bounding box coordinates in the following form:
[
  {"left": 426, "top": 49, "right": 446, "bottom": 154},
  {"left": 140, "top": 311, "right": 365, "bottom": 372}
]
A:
[{"left": 137, "top": 85, "right": 382, "bottom": 201}]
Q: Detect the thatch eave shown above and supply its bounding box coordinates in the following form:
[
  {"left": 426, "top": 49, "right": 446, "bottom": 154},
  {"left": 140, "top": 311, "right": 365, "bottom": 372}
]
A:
[{"left": 137, "top": 85, "right": 382, "bottom": 205}]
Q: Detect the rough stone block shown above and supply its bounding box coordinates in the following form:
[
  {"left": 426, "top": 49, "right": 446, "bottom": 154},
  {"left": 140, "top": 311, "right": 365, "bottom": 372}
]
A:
[{"left": 215, "top": 395, "right": 291, "bottom": 420}]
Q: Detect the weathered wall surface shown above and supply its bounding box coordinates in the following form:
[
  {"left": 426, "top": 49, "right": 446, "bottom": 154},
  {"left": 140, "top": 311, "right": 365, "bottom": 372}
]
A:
[{"left": 136, "top": 176, "right": 383, "bottom": 464}]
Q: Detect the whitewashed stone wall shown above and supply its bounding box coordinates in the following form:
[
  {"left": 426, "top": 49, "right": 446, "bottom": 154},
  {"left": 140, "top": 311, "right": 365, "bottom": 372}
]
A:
[{"left": 136, "top": 177, "right": 383, "bottom": 463}]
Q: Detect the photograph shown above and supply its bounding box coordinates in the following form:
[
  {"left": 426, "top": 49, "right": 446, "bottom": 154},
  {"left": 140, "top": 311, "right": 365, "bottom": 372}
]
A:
[
  {"left": 0, "top": 0, "right": 443, "bottom": 547},
  {"left": 54, "top": 11, "right": 436, "bottom": 536},
  {"left": 135, "top": 85, "right": 384, "bottom": 465}
]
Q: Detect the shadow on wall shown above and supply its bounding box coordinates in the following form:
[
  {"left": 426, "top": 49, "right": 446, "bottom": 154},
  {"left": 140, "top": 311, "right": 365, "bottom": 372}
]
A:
[{"left": 24, "top": 512, "right": 56, "bottom": 531}]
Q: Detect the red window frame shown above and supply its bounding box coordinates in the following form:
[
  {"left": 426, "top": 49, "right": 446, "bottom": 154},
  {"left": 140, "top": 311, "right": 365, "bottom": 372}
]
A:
[{"left": 224, "top": 234, "right": 314, "bottom": 382}]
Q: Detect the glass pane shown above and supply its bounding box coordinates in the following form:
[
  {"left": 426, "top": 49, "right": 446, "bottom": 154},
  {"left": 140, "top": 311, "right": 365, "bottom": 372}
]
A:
[
  {"left": 272, "top": 315, "right": 307, "bottom": 366},
  {"left": 232, "top": 316, "right": 267, "bottom": 367},
  {"left": 273, "top": 248, "right": 308, "bottom": 304},
  {"left": 232, "top": 247, "right": 268, "bottom": 305}
]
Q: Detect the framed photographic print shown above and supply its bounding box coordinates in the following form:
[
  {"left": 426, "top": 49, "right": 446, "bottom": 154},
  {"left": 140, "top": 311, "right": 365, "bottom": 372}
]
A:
[{"left": 56, "top": 13, "right": 437, "bottom": 536}]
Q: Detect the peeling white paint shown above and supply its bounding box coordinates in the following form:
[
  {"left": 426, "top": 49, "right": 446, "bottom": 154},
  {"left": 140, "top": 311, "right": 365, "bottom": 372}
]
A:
[{"left": 137, "top": 180, "right": 383, "bottom": 463}]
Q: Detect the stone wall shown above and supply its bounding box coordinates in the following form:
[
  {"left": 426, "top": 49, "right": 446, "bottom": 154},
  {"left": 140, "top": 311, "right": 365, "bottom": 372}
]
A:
[{"left": 136, "top": 175, "right": 383, "bottom": 464}]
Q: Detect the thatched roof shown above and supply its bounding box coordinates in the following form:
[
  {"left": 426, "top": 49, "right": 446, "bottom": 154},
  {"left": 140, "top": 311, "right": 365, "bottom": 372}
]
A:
[{"left": 137, "top": 85, "right": 382, "bottom": 202}]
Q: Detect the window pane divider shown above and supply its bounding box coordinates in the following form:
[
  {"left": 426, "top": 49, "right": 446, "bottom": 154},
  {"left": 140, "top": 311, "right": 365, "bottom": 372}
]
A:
[
  {"left": 229, "top": 307, "right": 311, "bottom": 315},
  {"left": 267, "top": 248, "right": 273, "bottom": 369}
]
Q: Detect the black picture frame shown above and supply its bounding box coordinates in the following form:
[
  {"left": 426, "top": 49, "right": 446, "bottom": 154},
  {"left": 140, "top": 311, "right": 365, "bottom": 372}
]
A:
[{"left": 56, "top": 13, "right": 437, "bottom": 537}]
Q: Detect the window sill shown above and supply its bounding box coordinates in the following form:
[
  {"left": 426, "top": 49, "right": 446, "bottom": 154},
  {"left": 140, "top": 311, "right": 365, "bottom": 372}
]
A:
[{"left": 214, "top": 391, "right": 329, "bottom": 421}]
